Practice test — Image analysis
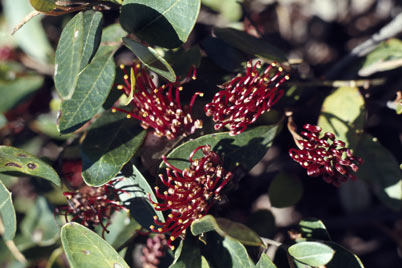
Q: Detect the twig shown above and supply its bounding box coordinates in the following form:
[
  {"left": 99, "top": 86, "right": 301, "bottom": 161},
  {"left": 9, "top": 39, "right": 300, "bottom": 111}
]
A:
[
  {"left": 325, "top": 11, "right": 402, "bottom": 79},
  {"left": 0, "top": 219, "right": 27, "bottom": 264},
  {"left": 45, "top": 247, "right": 64, "bottom": 268},
  {"left": 11, "top": 11, "right": 41, "bottom": 35}
]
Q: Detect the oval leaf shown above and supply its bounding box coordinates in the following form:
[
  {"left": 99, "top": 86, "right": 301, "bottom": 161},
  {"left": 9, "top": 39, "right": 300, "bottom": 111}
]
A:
[
  {"left": 356, "top": 134, "right": 402, "bottom": 210},
  {"left": 268, "top": 171, "right": 303, "bottom": 208},
  {"left": 222, "top": 236, "right": 255, "bottom": 268},
  {"left": 114, "top": 164, "right": 165, "bottom": 229},
  {"left": 120, "top": 0, "right": 201, "bottom": 48},
  {"left": 61, "top": 222, "right": 130, "bottom": 268},
  {"left": 169, "top": 235, "right": 201, "bottom": 268},
  {"left": 58, "top": 46, "right": 116, "bottom": 134},
  {"left": 54, "top": 11, "right": 103, "bottom": 98},
  {"left": 318, "top": 86, "right": 365, "bottom": 149},
  {"left": 29, "top": 0, "right": 57, "bottom": 12},
  {"left": 162, "top": 124, "right": 280, "bottom": 172},
  {"left": 81, "top": 110, "right": 146, "bottom": 186},
  {"left": 0, "top": 146, "right": 60, "bottom": 186},
  {"left": 123, "top": 37, "right": 176, "bottom": 82},
  {"left": 0, "top": 181, "right": 16, "bottom": 241},
  {"left": 191, "top": 215, "right": 264, "bottom": 247},
  {"left": 288, "top": 241, "right": 335, "bottom": 266}
]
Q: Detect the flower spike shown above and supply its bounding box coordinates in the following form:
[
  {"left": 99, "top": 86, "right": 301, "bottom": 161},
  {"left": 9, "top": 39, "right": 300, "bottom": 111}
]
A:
[
  {"left": 113, "top": 63, "right": 203, "bottom": 140},
  {"left": 205, "top": 60, "right": 289, "bottom": 136},
  {"left": 289, "top": 124, "right": 363, "bottom": 187},
  {"left": 149, "top": 145, "right": 233, "bottom": 248}
]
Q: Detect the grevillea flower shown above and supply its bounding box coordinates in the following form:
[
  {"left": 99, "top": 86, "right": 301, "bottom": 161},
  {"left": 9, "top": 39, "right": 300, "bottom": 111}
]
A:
[
  {"left": 112, "top": 63, "right": 203, "bottom": 140},
  {"left": 289, "top": 124, "right": 363, "bottom": 187},
  {"left": 56, "top": 179, "right": 126, "bottom": 237},
  {"left": 205, "top": 60, "right": 289, "bottom": 136},
  {"left": 140, "top": 234, "right": 168, "bottom": 268},
  {"left": 149, "top": 145, "right": 233, "bottom": 249}
]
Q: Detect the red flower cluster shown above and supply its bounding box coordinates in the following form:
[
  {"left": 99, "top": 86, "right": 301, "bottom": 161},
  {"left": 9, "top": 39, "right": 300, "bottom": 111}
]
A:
[
  {"left": 57, "top": 180, "right": 126, "bottom": 237},
  {"left": 149, "top": 145, "right": 233, "bottom": 249},
  {"left": 205, "top": 60, "right": 289, "bottom": 136},
  {"left": 112, "top": 63, "right": 203, "bottom": 140},
  {"left": 289, "top": 124, "right": 363, "bottom": 187}
]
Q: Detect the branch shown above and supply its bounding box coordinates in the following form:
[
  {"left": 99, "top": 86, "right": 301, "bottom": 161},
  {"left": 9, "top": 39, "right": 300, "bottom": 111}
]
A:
[
  {"left": 11, "top": 11, "right": 40, "bottom": 35},
  {"left": 0, "top": 219, "right": 27, "bottom": 264}
]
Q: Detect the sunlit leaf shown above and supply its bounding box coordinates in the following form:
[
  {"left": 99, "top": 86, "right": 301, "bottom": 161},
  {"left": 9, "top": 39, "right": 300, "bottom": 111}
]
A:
[
  {"left": 0, "top": 146, "right": 60, "bottom": 186},
  {"left": 121, "top": 0, "right": 201, "bottom": 48},
  {"left": 61, "top": 222, "right": 130, "bottom": 268},
  {"left": 0, "top": 181, "right": 16, "bottom": 241},
  {"left": 298, "top": 218, "right": 331, "bottom": 241},
  {"left": 288, "top": 241, "right": 335, "bottom": 266},
  {"left": 123, "top": 37, "right": 176, "bottom": 82},
  {"left": 318, "top": 86, "right": 364, "bottom": 149},
  {"left": 256, "top": 254, "right": 277, "bottom": 268}
]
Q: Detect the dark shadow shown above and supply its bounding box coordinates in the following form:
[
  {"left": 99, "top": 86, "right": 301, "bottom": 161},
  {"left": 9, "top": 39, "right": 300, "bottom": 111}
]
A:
[
  {"left": 200, "top": 232, "right": 233, "bottom": 268},
  {"left": 120, "top": 4, "right": 182, "bottom": 49},
  {"left": 125, "top": 197, "right": 159, "bottom": 231}
]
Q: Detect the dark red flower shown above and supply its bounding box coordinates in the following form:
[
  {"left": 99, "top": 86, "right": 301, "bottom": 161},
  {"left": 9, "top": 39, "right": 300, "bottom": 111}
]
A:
[
  {"left": 149, "top": 145, "right": 233, "bottom": 249},
  {"left": 289, "top": 124, "right": 363, "bottom": 187},
  {"left": 56, "top": 179, "right": 126, "bottom": 237},
  {"left": 205, "top": 60, "right": 289, "bottom": 136},
  {"left": 112, "top": 63, "right": 203, "bottom": 140}
]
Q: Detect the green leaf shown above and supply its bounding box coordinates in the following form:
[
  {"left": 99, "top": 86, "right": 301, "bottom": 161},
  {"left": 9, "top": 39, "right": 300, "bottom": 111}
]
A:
[
  {"left": 318, "top": 86, "right": 365, "bottom": 149},
  {"left": 359, "top": 38, "right": 402, "bottom": 76},
  {"left": 256, "top": 254, "right": 277, "bottom": 268},
  {"left": 61, "top": 222, "right": 130, "bottom": 268},
  {"left": 20, "top": 197, "right": 59, "bottom": 245},
  {"left": 0, "top": 146, "right": 60, "bottom": 186},
  {"left": 356, "top": 134, "right": 402, "bottom": 210},
  {"left": 55, "top": 11, "right": 103, "bottom": 98},
  {"left": 81, "top": 110, "right": 146, "bottom": 186},
  {"left": 29, "top": 0, "right": 57, "bottom": 12},
  {"left": 191, "top": 215, "right": 264, "bottom": 247},
  {"left": 214, "top": 28, "right": 288, "bottom": 63},
  {"left": 120, "top": 0, "right": 201, "bottom": 48},
  {"left": 222, "top": 236, "right": 255, "bottom": 268},
  {"left": 114, "top": 164, "right": 165, "bottom": 229},
  {"left": 169, "top": 235, "right": 202, "bottom": 268},
  {"left": 3, "top": 0, "right": 53, "bottom": 63},
  {"left": 102, "top": 210, "right": 141, "bottom": 249},
  {"left": 0, "top": 181, "right": 16, "bottom": 241},
  {"left": 0, "top": 71, "right": 43, "bottom": 113},
  {"left": 162, "top": 124, "right": 280, "bottom": 172},
  {"left": 123, "top": 37, "right": 176, "bottom": 82},
  {"left": 58, "top": 45, "right": 116, "bottom": 134},
  {"left": 268, "top": 171, "right": 303, "bottom": 208},
  {"left": 30, "top": 113, "right": 74, "bottom": 140},
  {"left": 298, "top": 218, "right": 331, "bottom": 241},
  {"left": 325, "top": 241, "right": 364, "bottom": 268},
  {"left": 288, "top": 241, "right": 335, "bottom": 266}
]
